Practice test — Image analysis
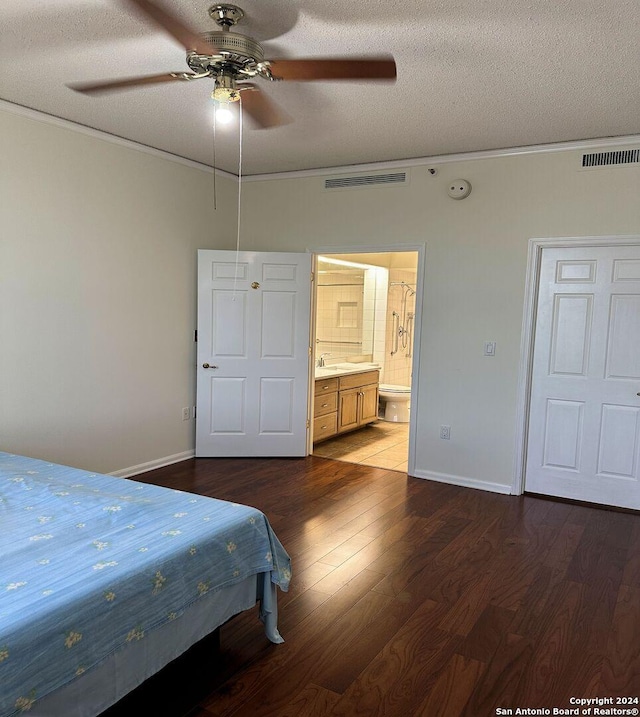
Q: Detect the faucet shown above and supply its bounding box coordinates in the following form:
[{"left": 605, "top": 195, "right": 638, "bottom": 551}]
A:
[{"left": 317, "top": 353, "right": 332, "bottom": 367}]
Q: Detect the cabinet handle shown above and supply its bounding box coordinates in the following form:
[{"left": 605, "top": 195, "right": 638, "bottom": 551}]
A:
[
  {"left": 321, "top": 403, "right": 328, "bottom": 407},
  {"left": 321, "top": 425, "right": 327, "bottom": 430}
]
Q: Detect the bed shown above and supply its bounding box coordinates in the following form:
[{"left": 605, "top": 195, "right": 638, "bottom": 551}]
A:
[{"left": 0, "top": 451, "right": 291, "bottom": 717}]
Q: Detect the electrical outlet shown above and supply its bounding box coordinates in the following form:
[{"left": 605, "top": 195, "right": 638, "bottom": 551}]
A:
[
  {"left": 182, "top": 407, "right": 190, "bottom": 421},
  {"left": 440, "top": 425, "right": 451, "bottom": 440}
]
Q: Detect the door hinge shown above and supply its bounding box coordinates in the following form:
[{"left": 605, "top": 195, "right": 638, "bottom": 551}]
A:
[
  {"left": 308, "top": 346, "right": 312, "bottom": 356},
  {"left": 194, "top": 330, "right": 197, "bottom": 342},
  {"left": 306, "top": 419, "right": 310, "bottom": 429},
  {"left": 311, "top": 271, "right": 314, "bottom": 282}
]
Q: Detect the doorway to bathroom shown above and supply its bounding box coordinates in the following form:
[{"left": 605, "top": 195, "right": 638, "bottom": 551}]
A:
[{"left": 310, "top": 250, "right": 420, "bottom": 473}]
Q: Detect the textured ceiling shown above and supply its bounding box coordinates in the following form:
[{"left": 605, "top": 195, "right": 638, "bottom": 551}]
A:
[{"left": 1, "top": 0, "right": 640, "bottom": 176}]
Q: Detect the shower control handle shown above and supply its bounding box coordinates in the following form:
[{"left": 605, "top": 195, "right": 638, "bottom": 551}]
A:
[{"left": 202, "top": 363, "right": 219, "bottom": 369}]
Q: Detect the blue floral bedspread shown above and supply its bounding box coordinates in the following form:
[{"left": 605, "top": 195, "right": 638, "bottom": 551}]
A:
[{"left": 0, "top": 452, "right": 291, "bottom": 716}]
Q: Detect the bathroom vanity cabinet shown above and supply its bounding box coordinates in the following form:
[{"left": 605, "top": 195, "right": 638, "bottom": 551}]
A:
[
  {"left": 313, "top": 377, "right": 339, "bottom": 442},
  {"left": 313, "top": 369, "right": 379, "bottom": 443}
]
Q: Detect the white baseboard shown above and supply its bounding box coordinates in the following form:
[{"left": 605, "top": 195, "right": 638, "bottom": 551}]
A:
[
  {"left": 111, "top": 453, "right": 513, "bottom": 495},
  {"left": 110, "top": 450, "right": 195, "bottom": 479},
  {"left": 411, "top": 468, "right": 513, "bottom": 495}
]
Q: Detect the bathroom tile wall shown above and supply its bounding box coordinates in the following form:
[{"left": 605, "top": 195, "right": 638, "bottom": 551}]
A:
[
  {"left": 316, "top": 272, "right": 364, "bottom": 360},
  {"left": 370, "top": 268, "right": 388, "bottom": 367},
  {"left": 382, "top": 269, "right": 416, "bottom": 387}
]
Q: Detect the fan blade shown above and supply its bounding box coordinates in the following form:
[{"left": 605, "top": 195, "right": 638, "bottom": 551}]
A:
[
  {"left": 239, "top": 87, "right": 292, "bottom": 129},
  {"left": 267, "top": 56, "right": 396, "bottom": 82},
  {"left": 69, "top": 72, "right": 190, "bottom": 95},
  {"left": 121, "top": 0, "right": 217, "bottom": 55}
]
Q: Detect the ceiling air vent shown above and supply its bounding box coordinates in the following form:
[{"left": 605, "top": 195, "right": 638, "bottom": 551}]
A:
[
  {"left": 324, "top": 172, "right": 407, "bottom": 190},
  {"left": 581, "top": 149, "right": 640, "bottom": 168}
]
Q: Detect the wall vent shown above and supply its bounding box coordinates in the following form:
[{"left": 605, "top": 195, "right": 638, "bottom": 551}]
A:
[
  {"left": 581, "top": 149, "right": 640, "bottom": 168},
  {"left": 324, "top": 172, "right": 407, "bottom": 190}
]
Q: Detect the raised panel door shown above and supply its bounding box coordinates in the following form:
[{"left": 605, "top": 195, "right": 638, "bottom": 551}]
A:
[
  {"left": 196, "top": 250, "right": 311, "bottom": 457},
  {"left": 526, "top": 244, "right": 640, "bottom": 509},
  {"left": 338, "top": 388, "right": 360, "bottom": 433},
  {"left": 359, "top": 383, "right": 379, "bottom": 425}
]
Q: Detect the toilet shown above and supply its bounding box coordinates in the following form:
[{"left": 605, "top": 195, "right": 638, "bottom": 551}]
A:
[{"left": 378, "top": 384, "right": 411, "bottom": 422}]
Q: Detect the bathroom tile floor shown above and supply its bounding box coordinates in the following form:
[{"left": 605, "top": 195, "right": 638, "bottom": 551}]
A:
[{"left": 312, "top": 420, "right": 409, "bottom": 472}]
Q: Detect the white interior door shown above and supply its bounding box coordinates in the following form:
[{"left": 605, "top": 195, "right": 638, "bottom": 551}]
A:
[
  {"left": 196, "top": 250, "right": 311, "bottom": 457},
  {"left": 526, "top": 244, "right": 640, "bottom": 509}
]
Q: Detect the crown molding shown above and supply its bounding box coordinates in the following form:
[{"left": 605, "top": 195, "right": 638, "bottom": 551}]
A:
[
  {"left": 3, "top": 98, "right": 640, "bottom": 183},
  {"left": 244, "top": 134, "right": 640, "bottom": 182},
  {"left": 0, "top": 99, "right": 235, "bottom": 180}
]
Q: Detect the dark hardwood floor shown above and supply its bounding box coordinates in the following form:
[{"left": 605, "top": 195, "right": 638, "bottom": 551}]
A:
[{"left": 103, "top": 456, "right": 640, "bottom": 717}]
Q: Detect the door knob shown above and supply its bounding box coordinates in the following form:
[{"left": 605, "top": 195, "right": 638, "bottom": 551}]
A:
[{"left": 202, "top": 363, "right": 219, "bottom": 369}]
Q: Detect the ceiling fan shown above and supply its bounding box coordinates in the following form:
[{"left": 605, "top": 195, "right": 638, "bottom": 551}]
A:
[{"left": 69, "top": 0, "right": 397, "bottom": 129}]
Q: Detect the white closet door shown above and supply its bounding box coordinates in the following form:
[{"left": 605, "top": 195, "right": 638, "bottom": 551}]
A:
[{"left": 526, "top": 245, "right": 640, "bottom": 509}]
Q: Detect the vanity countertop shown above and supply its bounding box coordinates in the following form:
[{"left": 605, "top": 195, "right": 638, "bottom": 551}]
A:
[{"left": 314, "top": 362, "right": 381, "bottom": 379}]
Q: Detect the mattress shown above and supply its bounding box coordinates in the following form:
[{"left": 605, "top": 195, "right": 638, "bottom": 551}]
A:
[{"left": 0, "top": 452, "right": 290, "bottom": 717}]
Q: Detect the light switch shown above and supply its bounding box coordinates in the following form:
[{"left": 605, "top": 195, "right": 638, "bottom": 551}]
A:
[{"left": 484, "top": 341, "right": 496, "bottom": 356}]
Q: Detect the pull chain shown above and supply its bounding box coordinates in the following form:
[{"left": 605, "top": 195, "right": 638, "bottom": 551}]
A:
[
  {"left": 212, "top": 102, "right": 217, "bottom": 211},
  {"left": 232, "top": 94, "right": 243, "bottom": 299}
]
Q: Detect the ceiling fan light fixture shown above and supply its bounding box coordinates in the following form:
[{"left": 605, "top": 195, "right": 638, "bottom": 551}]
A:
[
  {"left": 214, "top": 102, "right": 234, "bottom": 124},
  {"left": 67, "top": 1, "right": 397, "bottom": 131},
  {"left": 212, "top": 71, "right": 241, "bottom": 102},
  {"left": 212, "top": 86, "right": 241, "bottom": 102}
]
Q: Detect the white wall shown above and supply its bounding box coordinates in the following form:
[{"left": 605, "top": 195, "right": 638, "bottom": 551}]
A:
[
  {"left": 240, "top": 150, "right": 640, "bottom": 492},
  {"left": 2, "top": 104, "right": 639, "bottom": 493},
  {"left": 0, "top": 107, "right": 237, "bottom": 474}
]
